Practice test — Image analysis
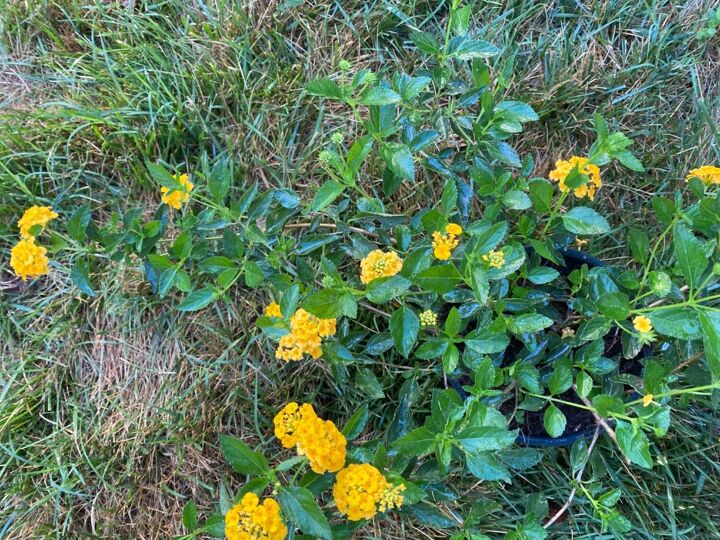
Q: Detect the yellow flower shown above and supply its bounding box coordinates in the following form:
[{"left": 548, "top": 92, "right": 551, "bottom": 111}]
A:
[
  {"left": 161, "top": 173, "right": 194, "bottom": 209},
  {"left": 561, "top": 327, "right": 575, "bottom": 340},
  {"left": 17, "top": 206, "right": 58, "bottom": 238},
  {"left": 432, "top": 230, "right": 460, "bottom": 260},
  {"left": 332, "top": 463, "right": 405, "bottom": 521},
  {"left": 295, "top": 415, "right": 346, "bottom": 474},
  {"left": 273, "top": 402, "right": 317, "bottom": 448},
  {"left": 419, "top": 309, "right": 437, "bottom": 327},
  {"left": 225, "top": 492, "right": 287, "bottom": 540},
  {"left": 275, "top": 309, "right": 336, "bottom": 362},
  {"left": 633, "top": 315, "right": 653, "bottom": 334},
  {"left": 10, "top": 237, "right": 50, "bottom": 280},
  {"left": 445, "top": 223, "right": 463, "bottom": 235},
  {"left": 686, "top": 165, "right": 720, "bottom": 185},
  {"left": 482, "top": 249, "right": 505, "bottom": 269},
  {"left": 574, "top": 237, "right": 589, "bottom": 249},
  {"left": 642, "top": 394, "right": 654, "bottom": 407},
  {"left": 360, "top": 250, "right": 404, "bottom": 284},
  {"left": 549, "top": 156, "right": 602, "bottom": 200},
  {"left": 264, "top": 302, "right": 282, "bottom": 317}
]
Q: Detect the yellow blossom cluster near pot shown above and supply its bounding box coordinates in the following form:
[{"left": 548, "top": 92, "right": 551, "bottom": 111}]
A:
[
  {"left": 273, "top": 402, "right": 346, "bottom": 474},
  {"left": 686, "top": 165, "right": 720, "bottom": 185},
  {"left": 332, "top": 463, "right": 405, "bottom": 521},
  {"left": 360, "top": 249, "right": 403, "bottom": 284},
  {"left": 275, "top": 308, "right": 336, "bottom": 361},
  {"left": 161, "top": 173, "right": 194, "bottom": 209},
  {"left": 224, "top": 492, "right": 287, "bottom": 540},
  {"left": 432, "top": 223, "right": 463, "bottom": 260},
  {"left": 419, "top": 309, "right": 437, "bottom": 327},
  {"left": 482, "top": 249, "right": 505, "bottom": 269},
  {"left": 10, "top": 206, "right": 58, "bottom": 280},
  {"left": 549, "top": 156, "right": 602, "bottom": 200},
  {"left": 17, "top": 205, "right": 58, "bottom": 238}
]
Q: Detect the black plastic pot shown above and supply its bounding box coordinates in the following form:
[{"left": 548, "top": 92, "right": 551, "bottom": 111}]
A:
[{"left": 450, "top": 248, "right": 647, "bottom": 448}]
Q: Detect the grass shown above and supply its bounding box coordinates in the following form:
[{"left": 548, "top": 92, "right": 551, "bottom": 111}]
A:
[{"left": 1, "top": 0, "right": 719, "bottom": 538}]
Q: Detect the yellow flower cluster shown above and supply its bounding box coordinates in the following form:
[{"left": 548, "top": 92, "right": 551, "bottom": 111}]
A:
[
  {"left": 549, "top": 156, "right": 602, "bottom": 200},
  {"left": 482, "top": 249, "right": 505, "bottom": 269},
  {"left": 332, "top": 463, "right": 405, "bottom": 521},
  {"left": 17, "top": 205, "right": 58, "bottom": 238},
  {"left": 273, "top": 402, "right": 346, "bottom": 474},
  {"left": 275, "top": 308, "right": 336, "bottom": 361},
  {"left": 419, "top": 309, "right": 437, "bottom": 327},
  {"left": 225, "top": 492, "right": 287, "bottom": 540},
  {"left": 360, "top": 249, "right": 403, "bottom": 284},
  {"left": 633, "top": 315, "right": 652, "bottom": 333},
  {"left": 10, "top": 205, "right": 58, "bottom": 281},
  {"left": 432, "top": 223, "right": 463, "bottom": 260},
  {"left": 686, "top": 165, "right": 720, "bottom": 185},
  {"left": 10, "top": 238, "right": 50, "bottom": 281},
  {"left": 161, "top": 173, "right": 194, "bottom": 209},
  {"left": 264, "top": 301, "right": 282, "bottom": 317}
]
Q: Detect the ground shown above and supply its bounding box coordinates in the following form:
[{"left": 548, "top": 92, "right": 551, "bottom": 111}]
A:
[{"left": 1, "top": 0, "right": 719, "bottom": 538}]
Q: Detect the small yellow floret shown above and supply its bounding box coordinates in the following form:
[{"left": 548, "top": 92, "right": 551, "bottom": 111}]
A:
[
  {"left": 17, "top": 206, "right": 58, "bottom": 238},
  {"left": 11, "top": 237, "right": 50, "bottom": 280},
  {"left": 265, "top": 302, "right": 282, "bottom": 317},
  {"left": 224, "top": 492, "right": 287, "bottom": 540},
  {"left": 686, "top": 165, "right": 720, "bottom": 185},
  {"left": 161, "top": 173, "right": 194, "bottom": 209},
  {"left": 633, "top": 315, "right": 653, "bottom": 334},
  {"left": 332, "top": 463, "right": 405, "bottom": 521},
  {"left": 549, "top": 156, "right": 602, "bottom": 200},
  {"left": 419, "top": 310, "right": 437, "bottom": 327},
  {"left": 482, "top": 249, "right": 505, "bottom": 269},
  {"left": 360, "top": 250, "right": 404, "bottom": 284}
]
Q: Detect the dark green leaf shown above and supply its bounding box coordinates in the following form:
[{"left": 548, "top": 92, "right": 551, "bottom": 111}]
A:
[
  {"left": 219, "top": 435, "right": 269, "bottom": 475},
  {"left": 311, "top": 181, "right": 345, "bottom": 212},
  {"left": 278, "top": 486, "right": 332, "bottom": 539},
  {"left": 543, "top": 405, "right": 566, "bottom": 438},
  {"left": 365, "top": 275, "right": 412, "bottom": 304},
  {"left": 562, "top": 207, "right": 610, "bottom": 235},
  {"left": 389, "top": 305, "right": 420, "bottom": 357},
  {"left": 414, "top": 264, "right": 462, "bottom": 294},
  {"left": 177, "top": 288, "right": 216, "bottom": 311}
]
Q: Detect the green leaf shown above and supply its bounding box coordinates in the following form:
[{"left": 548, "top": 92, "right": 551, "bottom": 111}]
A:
[
  {"left": 443, "top": 344, "right": 460, "bottom": 374},
  {"left": 528, "top": 178, "right": 553, "bottom": 213},
  {"left": 182, "top": 500, "right": 198, "bottom": 531},
  {"left": 527, "top": 267, "right": 559, "bottom": 285},
  {"left": 508, "top": 313, "right": 553, "bottom": 334},
  {"left": 355, "top": 368, "right": 385, "bottom": 399},
  {"left": 394, "top": 427, "right": 436, "bottom": 456},
  {"left": 67, "top": 205, "right": 91, "bottom": 243},
  {"left": 562, "top": 207, "right": 610, "bottom": 235},
  {"left": 380, "top": 143, "right": 414, "bottom": 181},
  {"left": 699, "top": 311, "right": 720, "bottom": 381},
  {"left": 365, "top": 275, "right": 412, "bottom": 304},
  {"left": 597, "top": 292, "right": 631, "bottom": 320},
  {"left": 305, "top": 78, "right": 344, "bottom": 100},
  {"left": 208, "top": 160, "right": 231, "bottom": 202},
  {"left": 219, "top": 435, "right": 269, "bottom": 475},
  {"left": 177, "top": 288, "right": 216, "bottom": 311},
  {"left": 389, "top": 305, "right": 420, "bottom": 357},
  {"left": 502, "top": 190, "right": 532, "bottom": 210},
  {"left": 628, "top": 228, "right": 650, "bottom": 263},
  {"left": 415, "top": 338, "right": 449, "bottom": 360},
  {"left": 650, "top": 308, "right": 702, "bottom": 340},
  {"left": 302, "top": 288, "right": 346, "bottom": 318},
  {"left": 70, "top": 260, "right": 96, "bottom": 297},
  {"left": 465, "top": 329, "right": 510, "bottom": 354},
  {"left": 548, "top": 364, "right": 573, "bottom": 395},
  {"left": 615, "top": 421, "right": 653, "bottom": 469},
  {"left": 311, "top": 181, "right": 345, "bottom": 211},
  {"left": 359, "top": 86, "right": 402, "bottom": 106},
  {"left": 244, "top": 261, "right": 264, "bottom": 288},
  {"left": 444, "top": 307, "right": 462, "bottom": 337},
  {"left": 466, "top": 452, "right": 511, "bottom": 482},
  {"left": 411, "top": 31, "right": 441, "bottom": 55},
  {"left": 199, "top": 256, "right": 236, "bottom": 274},
  {"left": 346, "top": 136, "right": 374, "bottom": 174},
  {"left": 414, "top": 264, "right": 462, "bottom": 294},
  {"left": 673, "top": 222, "right": 708, "bottom": 288},
  {"left": 342, "top": 404, "right": 369, "bottom": 440},
  {"left": 592, "top": 395, "right": 625, "bottom": 417},
  {"left": 146, "top": 162, "right": 180, "bottom": 189},
  {"left": 449, "top": 37, "right": 501, "bottom": 59},
  {"left": 278, "top": 486, "right": 332, "bottom": 539},
  {"left": 576, "top": 371, "right": 593, "bottom": 398},
  {"left": 456, "top": 426, "right": 516, "bottom": 453},
  {"left": 543, "top": 405, "right": 566, "bottom": 438},
  {"left": 495, "top": 101, "right": 538, "bottom": 123}
]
